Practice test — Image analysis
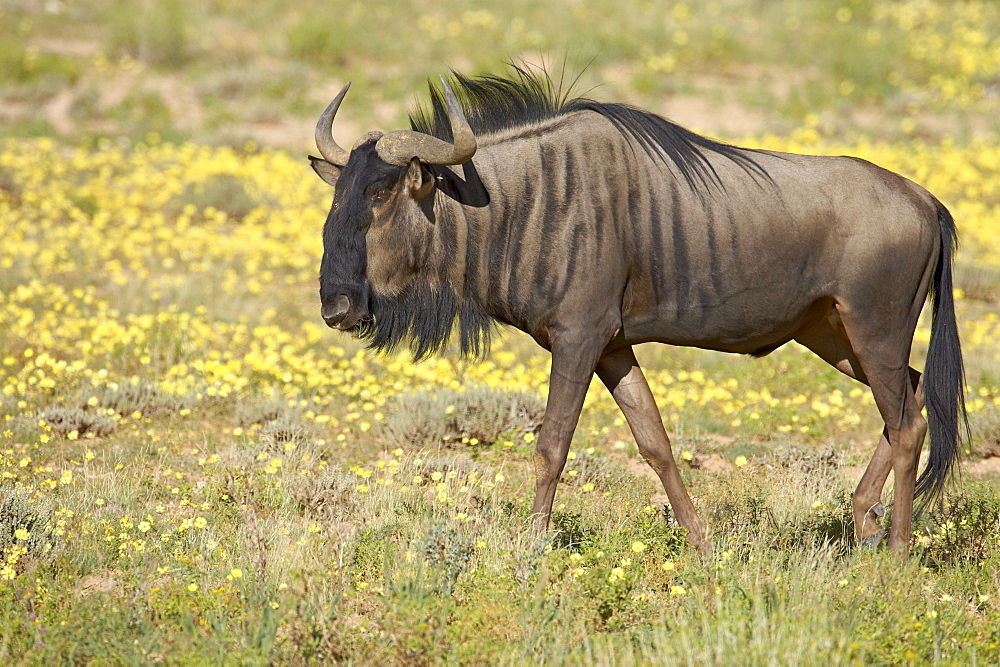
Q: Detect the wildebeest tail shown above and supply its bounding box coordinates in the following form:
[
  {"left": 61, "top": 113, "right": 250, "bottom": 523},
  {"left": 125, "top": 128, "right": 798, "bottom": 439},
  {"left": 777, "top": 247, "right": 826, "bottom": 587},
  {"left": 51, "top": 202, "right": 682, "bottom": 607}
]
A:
[{"left": 915, "top": 199, "right": 969, "bottom": 503}]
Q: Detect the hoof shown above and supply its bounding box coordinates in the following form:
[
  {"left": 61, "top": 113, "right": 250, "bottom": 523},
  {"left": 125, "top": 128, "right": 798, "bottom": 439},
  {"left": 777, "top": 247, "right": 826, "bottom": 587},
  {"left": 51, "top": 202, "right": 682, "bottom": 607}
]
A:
[
  {"left": 860, "top": 529, "right": 884, "bottom": 549},
  {"left": 872, "top": 502, "right": 885, "bottom": 518}
]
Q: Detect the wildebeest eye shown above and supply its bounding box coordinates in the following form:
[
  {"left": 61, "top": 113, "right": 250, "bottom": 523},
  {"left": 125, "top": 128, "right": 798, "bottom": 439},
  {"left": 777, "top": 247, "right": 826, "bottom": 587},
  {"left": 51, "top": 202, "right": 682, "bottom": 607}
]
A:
[{"left": 369, "top": 187, "right": 392, "bottom": 204}]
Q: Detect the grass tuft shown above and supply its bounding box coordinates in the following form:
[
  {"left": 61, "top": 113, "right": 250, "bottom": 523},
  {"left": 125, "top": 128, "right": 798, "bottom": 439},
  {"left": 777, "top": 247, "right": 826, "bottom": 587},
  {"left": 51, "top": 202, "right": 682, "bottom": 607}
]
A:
[
  {"left": 95, "top": 377, "right": 186, "bottom": 416},
  {"left": 39, "top": 405, "right": 117, "bottom": 438},
  {"left": 0, "top": 487, "right": 65, "bottom": 578},
  {"left": 103, "top": 0, "right": 190, "bottom": 68},
  {"left": 171, "top": 172, "right": 267, "bottom": 221},
  {"left": 380, "top": 386, "right": 543, "bottom": 450}
]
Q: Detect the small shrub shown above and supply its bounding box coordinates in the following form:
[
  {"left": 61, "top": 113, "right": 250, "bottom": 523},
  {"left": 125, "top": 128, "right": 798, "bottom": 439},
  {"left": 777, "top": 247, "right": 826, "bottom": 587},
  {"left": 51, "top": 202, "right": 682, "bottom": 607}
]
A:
[
  {"left": 104, "top": 0, "right": 190, "bottom": 67},
  {"left": 576, "top": 558, "right": 640, "bottom": 630},
  {"left": 258, "top": 414, "right": 314, "bottom": 452},
  {"left": 550, "top": 511, "right": 593, "bottom": 551},
  {"left": 351, "top": 522, "right": 407, "bottom": 588},
  {"left": 706, "top": 466, "right": 855, "bottom": 555},
  {"left": 914, "top": 486, "right": 1000, "bottom": 566},
  {"left": 94, "top": 378, "right": 185, "bottom": 416},
  {"left": 236, "top": 394, "right": 288, "bottom": 428},
  {"left": 39, "top": 406, "right": 116, "bottom": 438},
  {"left": 293, "top": 465, "right": 361, "bottom": 519},
  {"left": 778, "top": 492, "right": 855, "bottom": 556},
  {"left": 708, "top": 480, "right": 779, "bottom": 543},
  {"left": 0, "top": 165, "right": 21, "bottom": 204},
  {"left": 630, "top": 508, "right": 689, "bottom": 558},
  {"left": 970, "top": 405, "right": 1000, "bottom": 458},
  {"left": 956, "top": 262, "right": 1000, "bottom": 303},
  {"left": 380, "top": 386, "right": 543, "bottom": 450},
  {"left": 171, "top": 173, "right": 264, "bottom": 221},
  {"left": 0, "top": 487, "right": 65, "bottom": 578},
  {"left": 773, "top": 446, "right": 841, "bottom": 475},
  {"left": 423, "top": 520, "right": 474, "bottom": 596}
]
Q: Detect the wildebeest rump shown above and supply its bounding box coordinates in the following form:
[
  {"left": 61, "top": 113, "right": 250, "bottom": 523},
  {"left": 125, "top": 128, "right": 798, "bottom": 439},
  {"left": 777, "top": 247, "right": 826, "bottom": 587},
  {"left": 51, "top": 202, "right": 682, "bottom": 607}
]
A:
[{"left": 309, "top": 67, "right": 968, "bottom": 556}]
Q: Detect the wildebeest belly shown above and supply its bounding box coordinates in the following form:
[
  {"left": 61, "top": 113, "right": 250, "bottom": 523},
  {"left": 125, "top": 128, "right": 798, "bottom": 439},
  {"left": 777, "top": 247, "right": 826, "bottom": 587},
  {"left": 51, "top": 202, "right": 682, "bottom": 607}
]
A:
[{"left": 619, "top": 264, "right": 833, "bottom": 355}]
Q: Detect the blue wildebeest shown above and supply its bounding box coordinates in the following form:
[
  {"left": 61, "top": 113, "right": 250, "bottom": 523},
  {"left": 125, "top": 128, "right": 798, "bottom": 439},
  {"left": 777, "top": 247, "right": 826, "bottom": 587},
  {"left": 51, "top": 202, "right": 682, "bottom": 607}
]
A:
[{"left": 310, "top": 67, "right": 967, "bottom": 556}]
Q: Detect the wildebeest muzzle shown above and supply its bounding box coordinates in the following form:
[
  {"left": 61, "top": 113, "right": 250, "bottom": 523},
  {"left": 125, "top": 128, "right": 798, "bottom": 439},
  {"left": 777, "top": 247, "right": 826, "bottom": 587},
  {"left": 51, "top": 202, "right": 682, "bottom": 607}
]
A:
[{"left": 321, "top": 283, "right": 370, "bottom": 330}]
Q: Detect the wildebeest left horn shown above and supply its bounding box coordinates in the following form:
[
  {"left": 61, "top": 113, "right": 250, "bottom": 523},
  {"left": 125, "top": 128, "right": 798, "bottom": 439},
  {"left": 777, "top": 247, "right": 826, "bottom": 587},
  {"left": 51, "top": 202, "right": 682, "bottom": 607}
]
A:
[
  {"left": 375, "top": 76, "right": 478, "bottom": 166},
  {"left": 315, "top": 82, "right": 352, "bottom": 166}
]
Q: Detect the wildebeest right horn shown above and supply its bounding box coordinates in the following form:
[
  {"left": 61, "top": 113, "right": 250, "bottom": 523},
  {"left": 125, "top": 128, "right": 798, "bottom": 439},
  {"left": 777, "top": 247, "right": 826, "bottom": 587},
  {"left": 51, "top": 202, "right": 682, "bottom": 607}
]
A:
[
  {"left": 375, "top": 76, "right": 478, "bottom": 166},
  {"left": 315, "top": 82, "right": 352, "bottom": 166}
]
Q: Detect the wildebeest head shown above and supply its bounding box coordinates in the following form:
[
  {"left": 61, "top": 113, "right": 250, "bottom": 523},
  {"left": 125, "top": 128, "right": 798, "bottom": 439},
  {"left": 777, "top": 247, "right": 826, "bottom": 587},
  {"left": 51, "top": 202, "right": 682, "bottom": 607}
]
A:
[{"left": 310, "top": 79, "right": 477, "bottom": 331}]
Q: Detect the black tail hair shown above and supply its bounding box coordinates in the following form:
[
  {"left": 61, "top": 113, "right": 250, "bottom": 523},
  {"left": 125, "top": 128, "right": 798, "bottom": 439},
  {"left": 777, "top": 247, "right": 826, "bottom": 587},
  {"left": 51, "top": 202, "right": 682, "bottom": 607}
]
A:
[{"left": 915, "top": 199, "right": 969, "bottom": 503}]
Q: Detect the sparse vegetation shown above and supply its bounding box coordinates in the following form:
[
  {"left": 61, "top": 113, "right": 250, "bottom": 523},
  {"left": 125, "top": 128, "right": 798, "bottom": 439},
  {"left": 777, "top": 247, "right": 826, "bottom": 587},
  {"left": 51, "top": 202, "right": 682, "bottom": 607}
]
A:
[
  {"left": 380, "top": 386, "right": 544, "bottom": 449},
  {"left": 0, "top": 0, "right": 997, "bottom": 145},
  {"left": 0, "top": 0, "right": 998, "bottom": 662}
]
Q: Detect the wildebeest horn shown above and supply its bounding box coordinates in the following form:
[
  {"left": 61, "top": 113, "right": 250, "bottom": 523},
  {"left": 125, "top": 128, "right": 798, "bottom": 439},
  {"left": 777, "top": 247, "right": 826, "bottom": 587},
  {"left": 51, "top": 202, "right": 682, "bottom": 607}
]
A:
[
  {"left": 375, "top": 76, "right": 477, "bottom": 166},
  {"left": 315, "top": 82, "right": 352, "bottom": 166}
]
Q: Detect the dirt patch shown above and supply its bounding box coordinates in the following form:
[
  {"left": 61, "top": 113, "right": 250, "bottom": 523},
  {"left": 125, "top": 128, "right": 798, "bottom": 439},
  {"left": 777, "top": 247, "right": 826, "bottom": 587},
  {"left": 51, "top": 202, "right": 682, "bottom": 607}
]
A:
[
  {"left": 840, "top": 448, "right": 997, "bottom": 487},
  {"left": 145, "top": 75, "right": 204, "bottom": 131},
  {"left": 44, "top": 89, "right": 75, "bottom": 135},
  {"left": 966, "top": 456, "right": 1000, "bottom": 477},
  {"left": 597, "top": 62, "right": 772, "bottom": 137},
  {"left": 626, "top": 458, "right": 671, "bottom": 506},
  {"left": 229, "top": 119, "right": 311, "bottom": 150},
  {"left": 662, "top": 94, "right": 768, "bottom": 138},
  {"left": 1, "top": 59, "right": 208, "bottom": 138},
  {"left": 626, "top": 451, "right": 734, "bottom": 483},
  {"left": 840, "top": 465, "right": 866, "bottom": 485},
  {"left": 689, "top": 452, "right": 733, "bottom": 474},
  {"left": 30, "top": 37, "right": 100, "bottom": 59},
  {"left": 78, "top": 572, "right": 119, "bottom": 596},
  {"left": 627, "top": 457, "right": 660, "bottom": 485}
]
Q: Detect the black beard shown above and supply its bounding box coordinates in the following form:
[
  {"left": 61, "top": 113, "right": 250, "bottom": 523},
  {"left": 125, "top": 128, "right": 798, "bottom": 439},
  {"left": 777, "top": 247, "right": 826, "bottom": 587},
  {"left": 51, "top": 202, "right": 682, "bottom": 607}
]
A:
[{"left": 354, "top": 283, "right": 495, "bottom": 361}]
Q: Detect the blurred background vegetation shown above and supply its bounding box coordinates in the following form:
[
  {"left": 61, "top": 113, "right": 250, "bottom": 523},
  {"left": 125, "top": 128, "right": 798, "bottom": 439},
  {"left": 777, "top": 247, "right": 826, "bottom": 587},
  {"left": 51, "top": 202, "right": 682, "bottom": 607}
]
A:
[
  {"left": 1, "top": 1, "right": 999, "bottom": 662},
  {"left": 1, "top": 0, "right": 997, "bottom": 149}
]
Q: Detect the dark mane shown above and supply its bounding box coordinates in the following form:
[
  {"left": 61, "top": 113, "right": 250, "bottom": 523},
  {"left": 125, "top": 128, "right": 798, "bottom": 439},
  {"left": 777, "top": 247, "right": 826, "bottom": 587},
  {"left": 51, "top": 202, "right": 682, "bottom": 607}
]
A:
[
  {"left": 409, "top": 64, "right": 770, "bottom": 192},
  {"left": 409, "top": 64, "right": 580, "bottom": 141}
]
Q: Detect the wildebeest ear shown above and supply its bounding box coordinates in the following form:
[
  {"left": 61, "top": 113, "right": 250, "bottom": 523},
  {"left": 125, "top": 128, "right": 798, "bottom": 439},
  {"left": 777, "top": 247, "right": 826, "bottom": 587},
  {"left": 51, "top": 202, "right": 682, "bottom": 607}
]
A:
[
  {"left": 309, "top": 155, "right": 342, "bottom": 186},
  {"left": 406, "top": 158, "right": 435, "bottom": 200}
]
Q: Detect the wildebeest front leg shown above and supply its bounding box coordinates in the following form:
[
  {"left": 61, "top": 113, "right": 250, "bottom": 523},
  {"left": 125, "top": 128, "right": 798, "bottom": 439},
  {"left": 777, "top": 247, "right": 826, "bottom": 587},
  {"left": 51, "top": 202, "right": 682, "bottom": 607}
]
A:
[
  {"left": 596, "top": 347, "right": 710, "bottom": 554},
  {"left": 530, "top": 343, "right": 603, "bottom": 537}
]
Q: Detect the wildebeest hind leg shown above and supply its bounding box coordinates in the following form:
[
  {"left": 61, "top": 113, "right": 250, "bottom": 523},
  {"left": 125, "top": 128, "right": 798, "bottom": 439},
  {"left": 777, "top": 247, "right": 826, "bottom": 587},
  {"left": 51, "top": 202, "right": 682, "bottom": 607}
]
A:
[
  {"left": 851, "top": 351, "right": 925, "bottom": 556},
  {"left": 596, "top": 347, "right": 710, "bottom": 554},
  {"left": 795, "top": 319, "right": 924, "bottom": 548}
]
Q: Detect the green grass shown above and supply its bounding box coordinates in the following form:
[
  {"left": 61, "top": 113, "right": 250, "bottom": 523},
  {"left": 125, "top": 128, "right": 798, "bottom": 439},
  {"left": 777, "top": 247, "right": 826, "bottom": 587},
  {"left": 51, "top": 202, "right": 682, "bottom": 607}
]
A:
[
  {"left": 1, "top": 0, "right": 997, "bottom": 146},
  {"left": 2, "top": 422, "right": 998, "bottom": 663}
]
